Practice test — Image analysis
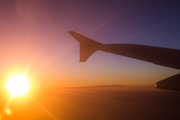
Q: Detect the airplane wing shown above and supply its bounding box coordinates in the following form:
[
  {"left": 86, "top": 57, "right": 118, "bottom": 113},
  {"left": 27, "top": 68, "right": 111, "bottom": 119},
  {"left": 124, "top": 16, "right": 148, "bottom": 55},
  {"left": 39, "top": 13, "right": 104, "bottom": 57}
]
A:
[
  {"left": 68, "top": 31, "right": 180, "bottom": 91},
  {"left": 68, "top": 31, "right": 180, "bottom": 70}
]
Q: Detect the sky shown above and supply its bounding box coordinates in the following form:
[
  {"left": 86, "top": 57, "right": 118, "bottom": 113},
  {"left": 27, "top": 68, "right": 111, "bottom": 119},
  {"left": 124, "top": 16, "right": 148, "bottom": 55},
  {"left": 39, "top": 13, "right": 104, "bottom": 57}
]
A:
[{"left": 0, "top": 0, "right": 180, "bottom": 87}]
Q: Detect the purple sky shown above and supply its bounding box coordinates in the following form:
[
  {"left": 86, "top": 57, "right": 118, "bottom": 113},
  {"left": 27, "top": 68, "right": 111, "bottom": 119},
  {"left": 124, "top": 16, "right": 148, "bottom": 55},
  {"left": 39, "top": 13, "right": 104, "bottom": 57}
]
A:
[{"left": 0, "top": 0, "right": 179, "bottom": 87}]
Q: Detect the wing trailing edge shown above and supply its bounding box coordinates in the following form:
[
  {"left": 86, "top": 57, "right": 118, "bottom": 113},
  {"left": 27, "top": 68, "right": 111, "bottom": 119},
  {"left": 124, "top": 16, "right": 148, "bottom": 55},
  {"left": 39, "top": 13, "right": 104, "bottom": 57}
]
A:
[
  {"left": 68, "top": 31, "right": 180, "bottom": 70},
  {"left": 68, "top": 31, "right": 180, "bottom": 91}
]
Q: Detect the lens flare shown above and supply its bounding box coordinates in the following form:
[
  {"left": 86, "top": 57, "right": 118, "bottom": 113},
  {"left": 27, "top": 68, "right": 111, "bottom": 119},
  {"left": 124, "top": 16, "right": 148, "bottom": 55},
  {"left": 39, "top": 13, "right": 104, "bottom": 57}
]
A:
[
  {"left": 5, "top": 108, "right": 11, "bottom": 115},
  {"left": 5, "top": 73, "right": 31, "bottom": 97}
]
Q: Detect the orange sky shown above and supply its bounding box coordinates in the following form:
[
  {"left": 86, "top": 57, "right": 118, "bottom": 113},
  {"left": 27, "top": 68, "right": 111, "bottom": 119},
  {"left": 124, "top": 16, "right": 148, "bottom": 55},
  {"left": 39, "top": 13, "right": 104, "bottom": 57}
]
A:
[{"left": 0, "top": 0, "right": 179, "bottom": 88}]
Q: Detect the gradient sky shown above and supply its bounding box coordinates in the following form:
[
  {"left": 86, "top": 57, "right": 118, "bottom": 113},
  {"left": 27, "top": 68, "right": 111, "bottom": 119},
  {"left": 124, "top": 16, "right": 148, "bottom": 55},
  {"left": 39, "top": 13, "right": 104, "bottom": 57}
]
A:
[{"left": 0, "top": 0, "right": 180, "bottom": 87}]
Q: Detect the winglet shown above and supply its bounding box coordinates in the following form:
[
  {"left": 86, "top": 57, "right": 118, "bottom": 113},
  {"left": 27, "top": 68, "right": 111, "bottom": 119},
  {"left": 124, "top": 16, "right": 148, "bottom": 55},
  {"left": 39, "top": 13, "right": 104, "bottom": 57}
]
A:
[{"left": 68, "top": 31, "right": 102, "bottom": 62}]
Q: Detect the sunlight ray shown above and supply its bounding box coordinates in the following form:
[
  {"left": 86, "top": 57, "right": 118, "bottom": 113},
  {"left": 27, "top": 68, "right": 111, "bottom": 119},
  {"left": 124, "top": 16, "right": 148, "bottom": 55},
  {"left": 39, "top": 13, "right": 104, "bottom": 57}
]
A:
[
  {"left": 33, "top": 41, "right": 77, "bottom": 75},
  {"left": 33, "top": 92, "right": 103, "bottom": 119},
  {"left": 30, "top": 96, "right": 59, "bottom": 120},
  {"left": 88, "top": 14, "right": 119, "bottom": 37},
  {"left": 118, "top": 22, "right": 167, "bottom": 43},
  {"left": 30, "top": 88, "right": 100, "bottom": 119},
  {"left": 65, "top": 89, "right": 167, "bottom": 113}
]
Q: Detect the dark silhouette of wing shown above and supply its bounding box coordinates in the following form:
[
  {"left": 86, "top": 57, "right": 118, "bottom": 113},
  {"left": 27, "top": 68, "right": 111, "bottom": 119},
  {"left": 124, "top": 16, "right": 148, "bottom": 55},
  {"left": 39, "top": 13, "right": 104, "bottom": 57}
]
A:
[
  {"left": 68, "top": 31, "right": 102, "bottom": 62},
  {"left": 156, "top": 73, "right": 180, "bottom": 91},
  {"left": 68, "top": 31, "right": 180, "bottom": 70},
  {"left": 68, "top": 31, "right": 180, "bottom": 91}
]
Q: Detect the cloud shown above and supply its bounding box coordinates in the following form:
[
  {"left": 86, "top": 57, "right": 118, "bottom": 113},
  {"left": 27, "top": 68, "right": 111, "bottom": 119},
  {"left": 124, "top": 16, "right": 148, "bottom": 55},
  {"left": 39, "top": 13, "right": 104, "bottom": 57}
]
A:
[{"left": 64, "top": 84, "right": 124, "bottom": 89}]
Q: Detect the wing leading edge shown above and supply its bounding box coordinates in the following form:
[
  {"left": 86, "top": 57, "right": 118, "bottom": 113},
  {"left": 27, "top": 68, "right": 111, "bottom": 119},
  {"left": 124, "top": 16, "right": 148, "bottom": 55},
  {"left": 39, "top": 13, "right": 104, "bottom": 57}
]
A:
[
  {"left": 68, "top": 31, "right": 180, "bottom": 91},
  {"left": 68, "top": 31, "right": 180, "bottom": 70}
]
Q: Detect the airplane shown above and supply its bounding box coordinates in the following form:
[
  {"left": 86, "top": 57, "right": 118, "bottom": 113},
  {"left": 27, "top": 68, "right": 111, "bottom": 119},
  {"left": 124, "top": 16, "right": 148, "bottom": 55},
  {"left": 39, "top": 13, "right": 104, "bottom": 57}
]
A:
[{"left": 68, "top": 31, "right": 180, "bottom": 91}]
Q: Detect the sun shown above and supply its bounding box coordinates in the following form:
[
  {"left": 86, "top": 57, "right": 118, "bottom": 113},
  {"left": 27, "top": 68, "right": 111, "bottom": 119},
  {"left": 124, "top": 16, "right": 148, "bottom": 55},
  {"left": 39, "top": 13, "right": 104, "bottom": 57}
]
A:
[{"left": 5, "top": 73, "right": 31, "bottom": 97}]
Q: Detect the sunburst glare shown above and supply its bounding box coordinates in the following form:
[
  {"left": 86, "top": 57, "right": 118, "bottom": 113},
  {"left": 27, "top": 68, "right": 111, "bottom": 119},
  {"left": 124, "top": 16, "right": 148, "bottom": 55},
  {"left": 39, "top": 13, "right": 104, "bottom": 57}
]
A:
[{"left": 5, "top": 73, "right": 31, "bottom": 98}]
